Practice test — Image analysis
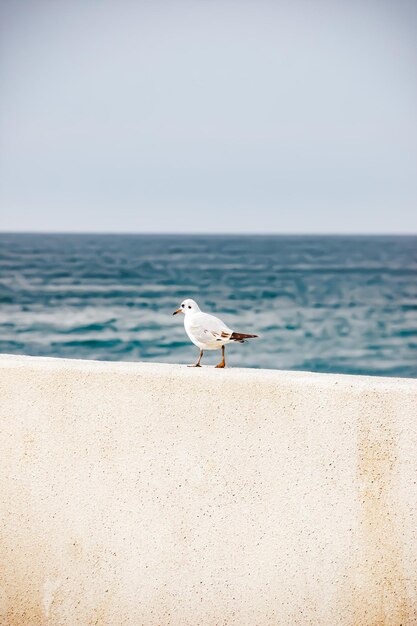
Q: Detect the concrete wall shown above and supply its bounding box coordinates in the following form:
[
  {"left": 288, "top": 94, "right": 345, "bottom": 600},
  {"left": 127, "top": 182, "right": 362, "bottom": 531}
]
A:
[{"left": 0, "top": 354, "right": 416, "bottom": 626}]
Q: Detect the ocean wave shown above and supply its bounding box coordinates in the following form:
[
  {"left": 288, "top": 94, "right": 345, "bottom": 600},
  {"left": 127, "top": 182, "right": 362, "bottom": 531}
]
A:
[{"left": 0, "top": 233, "right": 416, "bottom": 377}]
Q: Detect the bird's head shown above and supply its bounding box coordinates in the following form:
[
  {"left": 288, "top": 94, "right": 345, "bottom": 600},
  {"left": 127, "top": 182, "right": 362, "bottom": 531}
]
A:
[{"left": 173, "top": 298, "right": 200, "bottom": 316}]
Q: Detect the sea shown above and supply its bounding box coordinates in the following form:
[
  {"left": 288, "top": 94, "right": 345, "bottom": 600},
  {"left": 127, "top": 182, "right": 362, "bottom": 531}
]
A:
[{"left": 0, "top": 233, "right": 416, "bottom": 377}]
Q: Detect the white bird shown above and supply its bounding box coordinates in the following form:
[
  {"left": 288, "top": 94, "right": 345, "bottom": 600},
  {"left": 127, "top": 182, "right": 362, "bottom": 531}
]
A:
[{"left": 173, "top": 298, "right": 258, "bottom": 368}]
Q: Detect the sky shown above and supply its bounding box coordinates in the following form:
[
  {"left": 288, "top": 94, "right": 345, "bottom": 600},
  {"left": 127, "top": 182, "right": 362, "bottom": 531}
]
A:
[{"left": 0, "top": 0, "right": 416, "bottom": 234}]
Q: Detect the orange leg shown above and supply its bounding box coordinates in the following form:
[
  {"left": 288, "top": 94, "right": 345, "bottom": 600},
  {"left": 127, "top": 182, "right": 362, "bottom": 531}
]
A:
[
  {"left": 215, "top": 345, "right": 226, "bottom": 368},
  {"left": 188, "top": 349, "right": 203, "bottom": 367}
]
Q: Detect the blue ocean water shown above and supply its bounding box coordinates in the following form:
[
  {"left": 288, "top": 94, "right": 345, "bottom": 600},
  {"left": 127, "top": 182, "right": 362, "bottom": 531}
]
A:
[{"left": 0, "top": 233, "right": 416, "bottom": 377}]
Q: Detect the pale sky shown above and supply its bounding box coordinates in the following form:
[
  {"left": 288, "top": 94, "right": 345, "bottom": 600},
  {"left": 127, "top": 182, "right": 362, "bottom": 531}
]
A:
[{"left": 0, "top": 0, "right": 416, "bottom": 234}]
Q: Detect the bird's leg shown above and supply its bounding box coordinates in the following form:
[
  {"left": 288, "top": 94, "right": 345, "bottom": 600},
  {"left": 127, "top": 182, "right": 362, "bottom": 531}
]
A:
[
  {"left": 215, "top": 345, "right": 226, "bottom": 368},
  {"left": 188, "top": 349, "right": 203, "bottom": 367}
]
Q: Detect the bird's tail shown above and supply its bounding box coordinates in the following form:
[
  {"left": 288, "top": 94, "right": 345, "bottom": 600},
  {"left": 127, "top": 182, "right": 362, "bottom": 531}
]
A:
[{"left": 230, "top": 332, "right": 258, "bottom": 343}]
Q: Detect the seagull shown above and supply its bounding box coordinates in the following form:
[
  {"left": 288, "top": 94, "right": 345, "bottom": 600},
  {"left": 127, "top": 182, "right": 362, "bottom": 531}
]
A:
[{"left": 173, "top": 298, "right": 258, "bottom": 368}]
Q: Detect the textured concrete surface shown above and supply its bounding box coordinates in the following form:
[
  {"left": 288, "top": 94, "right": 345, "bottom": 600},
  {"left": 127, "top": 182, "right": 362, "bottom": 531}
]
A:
[{"left": 0, "top": 354, "right": 416, "bottom": 625}]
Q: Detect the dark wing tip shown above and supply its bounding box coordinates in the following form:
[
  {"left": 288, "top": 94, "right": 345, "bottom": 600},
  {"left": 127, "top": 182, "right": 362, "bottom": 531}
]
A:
[{"left": 230, "top": 332, "right": 258, "bottom": 341}]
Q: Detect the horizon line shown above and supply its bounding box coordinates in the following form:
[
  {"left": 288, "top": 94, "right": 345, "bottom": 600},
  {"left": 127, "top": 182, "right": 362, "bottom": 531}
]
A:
[{"left": 0, "top": 230, "right": 416, "bottom": 237}]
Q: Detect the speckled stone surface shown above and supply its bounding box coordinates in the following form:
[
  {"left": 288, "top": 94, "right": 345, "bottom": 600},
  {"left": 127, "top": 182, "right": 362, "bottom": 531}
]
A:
[{"left": 0, "top": 355, "right": 416, "bottom": 625}]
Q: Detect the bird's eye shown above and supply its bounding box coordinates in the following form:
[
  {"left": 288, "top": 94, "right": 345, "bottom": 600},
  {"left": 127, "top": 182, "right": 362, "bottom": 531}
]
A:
[
  {"left": 181, "top": 304, "right": 184, "bottom": 307},
  {"left": 188, "top": 305, "right": 191, "bottom": 309}
]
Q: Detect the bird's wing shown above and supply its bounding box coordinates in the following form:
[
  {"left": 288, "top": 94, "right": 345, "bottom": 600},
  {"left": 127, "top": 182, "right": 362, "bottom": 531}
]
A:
[{"left": 189, "top": 312, "right": 233, "bottom": 343}]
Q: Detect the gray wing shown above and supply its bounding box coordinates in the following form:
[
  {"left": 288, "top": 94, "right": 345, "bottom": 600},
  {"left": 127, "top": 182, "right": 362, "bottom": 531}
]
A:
[{"left": 189, "top": 312, "right": 233, "bottom": 343}]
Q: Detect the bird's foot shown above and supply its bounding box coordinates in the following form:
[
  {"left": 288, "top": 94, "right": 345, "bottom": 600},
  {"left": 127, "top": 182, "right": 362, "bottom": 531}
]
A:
[
  {"left": 188, "top": 364, "right": 202, "bottom": 368},
  {"left": 215, "top": 362, "right": 225, "bottom": 368}
]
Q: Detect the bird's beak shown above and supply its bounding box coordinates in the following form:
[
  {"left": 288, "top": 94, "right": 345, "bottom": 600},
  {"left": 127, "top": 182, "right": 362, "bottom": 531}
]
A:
[{"left": 173, "top": 308, "right": 182, "bottom": 315}]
